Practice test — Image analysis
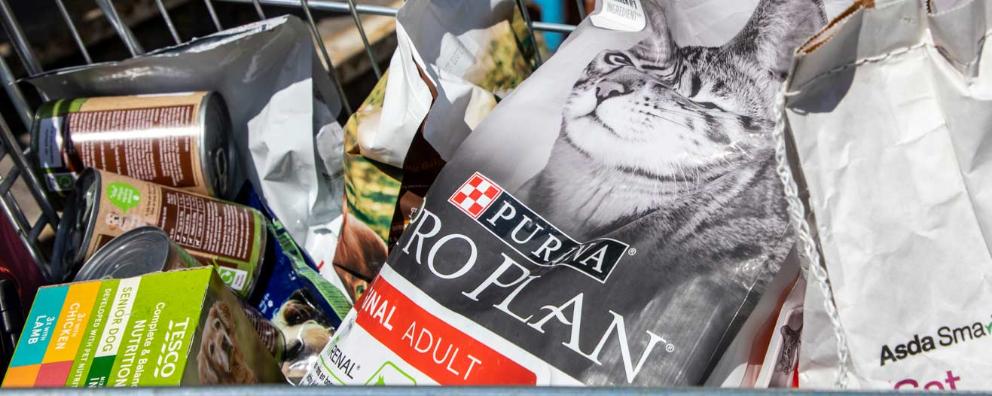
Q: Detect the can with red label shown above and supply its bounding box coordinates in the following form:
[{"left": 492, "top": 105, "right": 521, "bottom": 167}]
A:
[
  {"left": 30, "top": 92, "right": 233, "bottom": 200},
  {"left": 52, "top": 169, "right": 265, "bottom": 298}
]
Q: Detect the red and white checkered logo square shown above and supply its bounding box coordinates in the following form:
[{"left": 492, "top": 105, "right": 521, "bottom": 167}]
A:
[{"left": 449, "top": 172, "right": 503, "bottom": 218}]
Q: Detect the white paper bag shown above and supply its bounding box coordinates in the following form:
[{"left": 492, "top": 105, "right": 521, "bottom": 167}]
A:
[{"left": 780, "top": 0, "right": 992, "bottom": 389}]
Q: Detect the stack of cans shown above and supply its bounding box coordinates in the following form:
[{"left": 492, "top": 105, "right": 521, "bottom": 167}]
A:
[{"left": 33, "top": 92, "right": 266, "bottom": 298}]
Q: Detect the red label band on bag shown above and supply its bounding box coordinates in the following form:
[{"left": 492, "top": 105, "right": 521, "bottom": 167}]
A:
[{"left": 354, "top": 278, "right": 536, "bottom": 385}]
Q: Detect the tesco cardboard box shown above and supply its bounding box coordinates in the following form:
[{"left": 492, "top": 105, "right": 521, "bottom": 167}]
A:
[{"left": 2, "top": 267, "right": 284, "bottom": 387}]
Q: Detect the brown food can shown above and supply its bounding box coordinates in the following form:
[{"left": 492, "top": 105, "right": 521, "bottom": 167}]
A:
[
  {"left": 72, "top": 226, "right": 200, "bottom": 281},
  {"left": 53, "top": 169, "right": 266, "bottom": 298},
  {"left": 31, "top": 91, "right": 233, "bottom": 200}
]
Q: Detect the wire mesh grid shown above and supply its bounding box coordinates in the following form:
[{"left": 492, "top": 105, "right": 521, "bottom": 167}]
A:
[{"left": 0, "top": 0, "right": 579, "bottom": 283}]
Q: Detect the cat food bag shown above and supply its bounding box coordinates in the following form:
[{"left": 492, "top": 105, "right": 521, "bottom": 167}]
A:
[
  {"left": 302, "top": 0, "right": 833, "bottom": 386},
  {"left": 2, "top": 268, "right": 284, "bottom": 388},
  {"left": 782, "top": 0, "right": 992, "bottom": 389},
  {"left": 332, "top": 0, "right": 539, "bottom": 301}
]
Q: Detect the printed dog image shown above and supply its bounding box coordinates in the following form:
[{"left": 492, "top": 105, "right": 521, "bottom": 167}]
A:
[
  {"left": 103, "top": 211, "right": 145, "bottom": 233},
  {"left": 197, "top": 301, "right": 257, "bottom": 384},
  {"left": 272, "top": 290, "right": 335, "bottom": 382},
  {"left": 771, "top": 308, "right": 803, "bottom": 387},
  {"left": 332, "top": 211, "right": 388, "bottom": 300}
]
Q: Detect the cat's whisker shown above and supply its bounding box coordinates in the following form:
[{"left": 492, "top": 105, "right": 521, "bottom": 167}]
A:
[
  {"left": 577, "top": 183, "right": 613, "bottom": 229},
  {"left": 587, "top": 185, "right": 615, "bottom": 224},
  {"left": 645, "top": 112, "right": 691, "bottom": 129},
  {"left": 656, "top": 105, "right": 742, "bottom": 122},
  {"left": 678, "top": 164, "right": 690, "bottom": 189},
  {"left": 730, "top": 142, "right": 752, "bottom": 160},
  {"left": 675, "top": 163, "right": 691, "bottom": 189},
  {"left": 691, "top": 165, "right": 704, "bottom": 186},
  {"left": 576, "top": 172, "right": 606, "bottom": 213}
]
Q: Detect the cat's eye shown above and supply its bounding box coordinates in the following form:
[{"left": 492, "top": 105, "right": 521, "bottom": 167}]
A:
[
  {"left": 604, "top": 52, "right": 633, "bottom": 67},
  {"left": 697, "top": 101, "right": 722, "bottom": 110}
]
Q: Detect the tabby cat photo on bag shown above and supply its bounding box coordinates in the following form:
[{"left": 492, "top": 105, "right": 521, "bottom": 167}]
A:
[
  {"left": 518, "top": 0, "right": 820, "bottom": 382},
  {"left": 304, "top": 0, "right": 836, "bottom": 387}
]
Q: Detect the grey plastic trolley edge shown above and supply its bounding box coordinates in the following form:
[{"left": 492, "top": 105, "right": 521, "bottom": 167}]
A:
[{"left": 0, "top": 0, "right": 575, "bottom": 284}]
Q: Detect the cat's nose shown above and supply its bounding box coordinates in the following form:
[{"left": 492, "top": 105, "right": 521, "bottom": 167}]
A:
[{"left": 595, "top": 80, "right": 632, "bottom": 103}]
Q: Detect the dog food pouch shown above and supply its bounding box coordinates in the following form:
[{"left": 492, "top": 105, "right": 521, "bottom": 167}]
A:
[
  {"left": 783, "top": 0, "right": 992, "bottom": 389},
  {"left": 303, "top": 0, "right": 833, "bottom": 386},
  {"left": 332, "top": 0, "right": 539, "bottom": 301},
  {"left": 245, "top": 190, "right": 347, "bottom": 384}
]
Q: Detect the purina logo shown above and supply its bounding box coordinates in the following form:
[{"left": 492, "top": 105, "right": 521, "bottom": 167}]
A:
[
  {"left": 449, "top": 174, "right": 502, "bottom": 218},
  {"left": 449, "top": 172, "right": 630, "bottom": 282}
]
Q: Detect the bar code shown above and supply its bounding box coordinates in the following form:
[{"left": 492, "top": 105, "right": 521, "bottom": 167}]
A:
[
  {"left": 607, "top": 1, "right": 638, "bottom": 20},
  {"left": 38, "top": 116, "right": 63, "bottom": 169}
]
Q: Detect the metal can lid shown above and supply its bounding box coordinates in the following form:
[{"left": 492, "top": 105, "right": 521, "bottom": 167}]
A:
[
  {"left": 74, "top": 226, "right": 174, "bottom": 281},
  {"left": 51, "top": 169, "right": 101, "bottom": 281},
  {"left": 198, "top": 92, "right": 234, "bottom": 199}
]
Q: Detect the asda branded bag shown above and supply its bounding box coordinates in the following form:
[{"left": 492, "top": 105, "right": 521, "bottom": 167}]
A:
[
  {"left": 781, "top": 0, "right": 992, "bottom": 389},
  {"left": 304, "top": 0, "right": 833, "bottom": 386}
]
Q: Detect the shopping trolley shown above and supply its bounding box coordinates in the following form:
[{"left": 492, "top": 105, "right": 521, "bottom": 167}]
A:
[{"left": 0, "top": 0, "right": 578, "bottom": 284}]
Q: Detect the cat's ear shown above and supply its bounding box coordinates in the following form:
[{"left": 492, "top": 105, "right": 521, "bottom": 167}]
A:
[
  {"left": 729, "top": 0, "right": 826, "bottom": 78},
  {"left": 640, "top": 5, "right": 676, "bottom": 64}
]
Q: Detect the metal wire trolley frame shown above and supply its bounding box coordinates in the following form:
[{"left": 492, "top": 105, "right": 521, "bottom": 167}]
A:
[{"left": 0, "top": 0, "right": 578, "bottom": 284}]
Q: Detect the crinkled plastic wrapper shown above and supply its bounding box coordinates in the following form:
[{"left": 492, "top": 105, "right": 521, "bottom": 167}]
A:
[
  {"left": 27, "top": 16, "right": 344, "bottom": 266},
  {"left": 331, "top": 0, "right": 539, "bottom": 302}
]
